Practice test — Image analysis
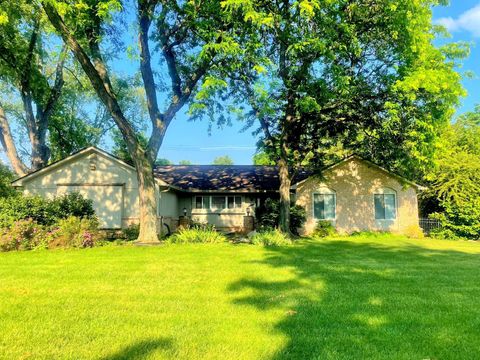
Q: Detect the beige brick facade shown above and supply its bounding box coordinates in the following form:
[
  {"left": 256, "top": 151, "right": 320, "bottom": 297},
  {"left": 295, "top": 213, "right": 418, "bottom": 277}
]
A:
[{"left": 295, "top": 157, "right": 420, "bottom": 235}]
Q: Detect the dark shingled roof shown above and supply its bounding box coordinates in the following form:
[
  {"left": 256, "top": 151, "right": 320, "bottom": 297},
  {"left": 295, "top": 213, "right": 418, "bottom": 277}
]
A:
[{"left": 154, "top": 165, "right": 313, "bottom": 192}]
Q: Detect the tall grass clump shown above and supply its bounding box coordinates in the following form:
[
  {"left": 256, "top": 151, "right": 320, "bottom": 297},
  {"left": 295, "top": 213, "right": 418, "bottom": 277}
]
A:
[
  {"left": 251, "top": 229, "right": 292, "bottom": 246},
  {"left": 166, "top": 224, "right": 227, "bottom": 244}
]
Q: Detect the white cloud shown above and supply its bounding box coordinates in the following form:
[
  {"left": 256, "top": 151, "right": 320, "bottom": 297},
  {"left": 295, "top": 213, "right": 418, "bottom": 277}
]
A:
[{"left": 436, "top": 4, "right": 480, "bottom": 37}]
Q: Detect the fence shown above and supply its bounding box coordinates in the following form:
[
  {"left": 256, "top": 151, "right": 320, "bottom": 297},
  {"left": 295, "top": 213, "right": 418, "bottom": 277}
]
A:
[{"left": 419, "top": 218, "right": 442, "bottom": 235}]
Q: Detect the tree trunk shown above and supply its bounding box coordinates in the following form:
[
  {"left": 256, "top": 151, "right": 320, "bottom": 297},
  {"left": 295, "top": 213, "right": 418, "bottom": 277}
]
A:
[
  {"left": 133, "top": 153, "right": 159, "bottom": 243},
  {"left": 0, "top": 105, "right": 28, "bottom": 176},
  {"left": 278, "top": 156, "right": 292, "bottom": 235},
  {"left": 42, "top": 2, "right": 160, "bottom": 243}
]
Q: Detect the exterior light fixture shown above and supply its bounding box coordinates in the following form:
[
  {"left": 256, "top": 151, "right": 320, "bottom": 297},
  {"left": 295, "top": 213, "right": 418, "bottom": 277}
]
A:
[
  {"left": 183, "top": 207, "right": 187, "bottom": 217},
  {"left": 246, "top": 207, "right": 251, "bottom": 216}
]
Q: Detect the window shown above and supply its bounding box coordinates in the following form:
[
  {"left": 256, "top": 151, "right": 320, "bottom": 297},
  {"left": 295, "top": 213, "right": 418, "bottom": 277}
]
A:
[
  {"left": 194, "top": 196, "right": 242, "bottom": 210},
  {"left": 211, "top": 196, "right": 226, "bottom": 210},
  {"left": 195, "top": 196, "right": 209, "bottom": 209},
  {"left": 228, "top": 196, "right": 242, "bottom": 209},
  {"left": 313, "top": 190, "right": 336, "bottom": 220},
  {"left": 374, "top": 191, "right": 396, "bottom": 220}
]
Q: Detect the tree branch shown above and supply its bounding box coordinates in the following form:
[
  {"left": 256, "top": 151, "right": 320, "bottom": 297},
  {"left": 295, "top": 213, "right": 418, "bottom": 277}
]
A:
[
  {"left": 42, "top": 1, "right": 139, "bottom": 156},
  {"left": 138, "top": 0, "right": 165, "bottom": 161},
  {"left": 40, "top": 45, "right": 67, "bottom": 123}
]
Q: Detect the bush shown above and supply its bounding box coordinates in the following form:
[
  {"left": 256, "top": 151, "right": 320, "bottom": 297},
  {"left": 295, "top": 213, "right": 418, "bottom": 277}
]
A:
[
  {"left": 123, "top": 224, "right": 140, "bottom": 241},
  {"left": 0, "top": 164, "right": 17, "bottom": 198},
  {"left": 255, "top": 198, "right": 306, "bottom": 235},
  {"left": 404, "top": 224, "right": 424, "bottom": 239},
  {"left": 0, "top": 192, "right": 95, "bottom": 228},
  {"left": 429, "top": 207, "right": 480, "bottom": 240},
  {"left": 166, "top": 225, "right": 227, "bottom": 244},
  {"left": 313, "top": 220, "right": 337, "bottom": 238},
  {"left": 49, "top": 216, "right": 100, "bottom": 249},
  {"left": 0, "top": 216, "right": 101, "bottom": 252},
  {"left": 0, "top": 219, "right": 48, "bottom": 251},
  {"left": 250, "top": 229, "right": 292, "bottom": 246},
  {"left": 54, "top": 192, "right": 95, "bottom": 219}
]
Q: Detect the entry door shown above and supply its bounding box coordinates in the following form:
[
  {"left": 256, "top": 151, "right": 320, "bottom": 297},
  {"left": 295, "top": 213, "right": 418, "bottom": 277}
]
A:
[{"left": 56, "top": 185, "right": 124, "bottom": 229}]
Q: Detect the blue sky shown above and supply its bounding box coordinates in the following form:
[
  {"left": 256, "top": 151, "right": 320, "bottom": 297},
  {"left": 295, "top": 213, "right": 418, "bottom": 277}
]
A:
[
  {"left": 434, "top": 1, "right": 480, "bottom": 114},
  {"left": 151, "top": 2, "right": 480, "bottom": 165}
]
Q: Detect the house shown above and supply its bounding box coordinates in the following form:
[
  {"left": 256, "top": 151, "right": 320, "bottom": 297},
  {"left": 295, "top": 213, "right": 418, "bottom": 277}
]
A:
[{"left": 11, "top": 147, "right": 422, "bottom": 235}]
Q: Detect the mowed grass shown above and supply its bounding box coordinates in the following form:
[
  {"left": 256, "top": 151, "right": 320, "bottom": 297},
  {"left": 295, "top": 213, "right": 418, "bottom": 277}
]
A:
[{"left": 1, "top": 235, "right": 480, "bottom": 359}]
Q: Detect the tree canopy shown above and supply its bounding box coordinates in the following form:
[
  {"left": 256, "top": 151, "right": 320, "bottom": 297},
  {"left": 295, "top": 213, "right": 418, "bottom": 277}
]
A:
[
  {"left": 212, "top": 155, "right": 234, "bottom": 165},
  {"left": 209, "top": 0, "right": 466, "bottom": 232},
  {"left": 423, "top": 106, "right": 480, "bottom": 239}
]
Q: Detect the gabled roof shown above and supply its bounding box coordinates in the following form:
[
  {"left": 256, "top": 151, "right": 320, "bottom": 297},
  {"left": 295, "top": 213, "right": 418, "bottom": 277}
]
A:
[
  {"left": 290, "top": 154, "right": 424, "bottom": 190},
  {"left": 12, "top": 147, "right": 423, "bottom": 192},
  {"left": 11, "top": 147, "right": 167, "bottom": 187},
  {"left": 154, "top": 165, "right": 313, "bottom": 192}
]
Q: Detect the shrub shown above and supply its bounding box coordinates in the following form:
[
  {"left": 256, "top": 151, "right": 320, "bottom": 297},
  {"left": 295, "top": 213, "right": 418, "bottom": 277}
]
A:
[
  {"left": 49, "top": 216, "right": 100, "bottom": 248},
  {"left": 404, "top": 224, "right": 424, "bottom": 239},
  {"left": 0, "top": 192, "right": 95, "bottom": 228},
  {"left": 53, "top": 192, "right": 95, "bottom": 220},
  {"left": 0, "top": 219, "right": 47, "bottom": 251},
  {"left": 255, "top": 198, "right": 306, "bottom": 235},
  {"left": 123, "top": 224, "right": 140, "bottom": 241},
  {"left": 0, "top": 216, "right": 101, "bottom": 252},
  {"left": 313, "top": 220, "right": 337, "bottom": 238},
  {"left": 166, "top": 225, "right": 227, "bottom": 244},
  {"left": 251, "top": 229, "right": 292, "bottom": 246},
  {"left": 0, "top": 164, "right": 17, "bottom": 198},
  {"left": 429, "top": 208, "right": 480, "bottom": 240}
]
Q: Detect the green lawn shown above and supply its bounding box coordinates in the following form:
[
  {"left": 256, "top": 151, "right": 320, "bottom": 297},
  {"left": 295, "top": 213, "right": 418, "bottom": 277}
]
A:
[{"left": 1, "top": 235, "right": 480, "bottom": 360}]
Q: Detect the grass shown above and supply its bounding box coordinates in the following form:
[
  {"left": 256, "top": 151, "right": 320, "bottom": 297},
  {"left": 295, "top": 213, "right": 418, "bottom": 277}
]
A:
[{"left": 1, "top": 234, "right": 480, "bottom": 359}]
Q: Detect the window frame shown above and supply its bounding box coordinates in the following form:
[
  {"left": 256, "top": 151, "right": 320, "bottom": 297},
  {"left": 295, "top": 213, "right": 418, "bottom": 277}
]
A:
[
  {"left": 194, "top": 195, "right": 210, "bottom": 210},
  {"left": 373, "top": 188, "right": 397, "bottom": 220},
  {"left": 193, "top": 195, "right": 243, "bottom": 211},
  {"left": 312, "top": 188, "right": 337, "bottom": 221}
]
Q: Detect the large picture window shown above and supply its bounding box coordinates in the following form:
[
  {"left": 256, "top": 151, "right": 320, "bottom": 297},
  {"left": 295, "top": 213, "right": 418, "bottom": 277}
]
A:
[
  {"left": 374, "top": 190, "right": 396, "bottom": 220},
  {"left": 313, "top": 190, "right": 336, "bottom": 220}
]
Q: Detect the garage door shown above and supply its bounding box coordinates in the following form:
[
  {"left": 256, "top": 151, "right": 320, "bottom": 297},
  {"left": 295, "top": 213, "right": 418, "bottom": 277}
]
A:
[{"left": 56, "top": 185, "right": 124, "bottom": 229}]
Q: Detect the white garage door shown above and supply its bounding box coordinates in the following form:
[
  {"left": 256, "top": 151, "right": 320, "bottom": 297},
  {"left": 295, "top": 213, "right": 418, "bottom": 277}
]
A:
[{"left": 57, "top": 185, "right": 124, "bottom": 229}]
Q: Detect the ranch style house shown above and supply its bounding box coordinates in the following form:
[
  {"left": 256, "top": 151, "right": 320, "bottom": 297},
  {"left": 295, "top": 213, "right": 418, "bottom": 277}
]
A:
[{"left": 11, "top": 147, "right": 422, "bottom": 235}]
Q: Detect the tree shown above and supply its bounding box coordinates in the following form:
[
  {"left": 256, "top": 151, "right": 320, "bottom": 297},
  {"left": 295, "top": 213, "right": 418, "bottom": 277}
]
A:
[
  {"left": 212, "top": 155, "right": 234, "bottom": 165},
  {"left": 423, "top": 107, "right": 480, "bottom": 239},
  {"left": 179, "top": 160, "right": 192, "bottom": 165},
  {"left": 0, "top": 2, "right": 109, "bottom": 173},
  {"left": 155, "top": 158, "right": 172, "bottom": 166},
  {"left": 0, "top": 1, "right": 67, "bottom": 175},
  {"left": 218, "top": 0, "right": 464, "bottom": 234},
  {"left": 41, "top": 0, "right": 238, "bottom": 242},
  {"left": 252, "top": 151, "right": 275, "bottom": 166}
]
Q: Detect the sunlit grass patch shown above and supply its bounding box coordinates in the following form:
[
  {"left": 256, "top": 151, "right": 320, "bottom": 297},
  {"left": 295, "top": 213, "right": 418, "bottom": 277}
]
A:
[{"left": 0, "top": 235, "right": 479, "bottom": 359}]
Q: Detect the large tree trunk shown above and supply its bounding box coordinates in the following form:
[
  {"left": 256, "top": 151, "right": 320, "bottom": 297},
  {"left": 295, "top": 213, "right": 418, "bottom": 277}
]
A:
[
  {"left": 42, "top": 2, "right": 160, "bottom": 243},
  {"left": 278, "top": 156, "right": 292, "bottom": 235},
  {"left": 133, "top": 153, "right": 159, "bottom": 243},
  {"left": 0, "top": 105, "right": 28, "bottom": 176}
]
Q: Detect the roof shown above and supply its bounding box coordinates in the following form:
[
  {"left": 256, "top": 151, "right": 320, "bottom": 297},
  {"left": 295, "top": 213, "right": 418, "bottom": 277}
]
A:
[
  {"left": 12, "top": 147, "right": 423, "bottom": 192},
  {"left": 11, "top": 147, "right": 168, "bottom": 187},
  {"left": 154, "top": 165, "right": 313, "bottom": 192}
]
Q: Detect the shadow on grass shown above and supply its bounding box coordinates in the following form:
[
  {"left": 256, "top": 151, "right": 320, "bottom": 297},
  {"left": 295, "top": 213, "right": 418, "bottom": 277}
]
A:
[
  {"left": 229, "top": 238, "right": 480, "bottom": 359},
  {"left": 100, "top": 338, "right": 173, "bottom": 360}
]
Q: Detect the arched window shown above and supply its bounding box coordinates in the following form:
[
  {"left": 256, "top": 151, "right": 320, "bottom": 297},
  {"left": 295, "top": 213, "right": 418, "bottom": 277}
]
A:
[
  {"left": 374, "top": 188, "right": 397, "bottom": 220},
  {"left": 313, "top": 188, "right": 336, "bottom": 220}
]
